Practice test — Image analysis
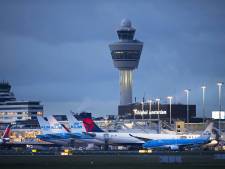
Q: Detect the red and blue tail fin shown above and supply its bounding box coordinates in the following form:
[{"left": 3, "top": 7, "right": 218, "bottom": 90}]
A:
[
  {"left": 83, "top": 118, "right": 104, "bottom": 132},
  {"left": 2, "top": 124, "right": 12, "bottom": 138}
]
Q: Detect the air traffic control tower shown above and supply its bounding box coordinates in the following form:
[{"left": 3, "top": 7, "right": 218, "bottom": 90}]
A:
[{"left": 109, "top": 19, "right": 143, "bottom": 105}]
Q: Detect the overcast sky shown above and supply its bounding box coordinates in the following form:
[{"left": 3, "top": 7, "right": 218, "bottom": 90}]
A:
[{"left": 0, "top": 0, "right": 225, "bottom": 117}]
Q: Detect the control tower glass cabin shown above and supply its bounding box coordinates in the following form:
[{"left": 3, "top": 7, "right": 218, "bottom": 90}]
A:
[{"left": 109, "top": 19, "right": 143, "bottom": 105}]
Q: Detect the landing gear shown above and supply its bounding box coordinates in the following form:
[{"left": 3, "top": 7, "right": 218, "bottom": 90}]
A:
[
  {"left": 104, "top": 141, "right": 109, "bottom": 151},
  {"left": 69, "top": 139, "right": 75, "bottom": 147}
]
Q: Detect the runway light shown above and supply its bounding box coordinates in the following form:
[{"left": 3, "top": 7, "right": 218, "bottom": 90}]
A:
[
  {"left": 147, "top": 149, "right": 152, "bottom": 153},
  {"left": 31, "top": 149, "right": 37, "bottom": 153},
  {"left": 61, "top": 149, "right": 72, "bottom": 156},
  {"left": 64, "top": 149, "right": 69, "bottom": 153},
  {"left": 139, "top": 149, "right": 152, "bottom": 154},
  {"left": 61, "top": 152, "right": 67, "bottom": 156},
  {"left": 139, "top": 149, "right": 146, "bottom": 153}
]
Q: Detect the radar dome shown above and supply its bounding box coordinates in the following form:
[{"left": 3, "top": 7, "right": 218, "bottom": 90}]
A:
[{"left": 120, "top": 18, "right": 132, "bottom": 28}]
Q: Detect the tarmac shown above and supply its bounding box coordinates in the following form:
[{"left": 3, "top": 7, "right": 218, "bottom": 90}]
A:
[{"left": 0, "top": 151, "right": 225, "bottom": 169}]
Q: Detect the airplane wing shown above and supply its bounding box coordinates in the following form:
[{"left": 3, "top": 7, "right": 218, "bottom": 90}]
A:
[{"left": 129, "top": 134, "right": 152, "bottom": 142}]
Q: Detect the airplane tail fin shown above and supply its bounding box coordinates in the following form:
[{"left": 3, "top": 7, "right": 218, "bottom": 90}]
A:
[
  {"left": 82, "top": 118, "right": 104, "bottom": 132},
  {"left": 2, "top": 124, "right": 12, "bottom": 139},
  {"left": 37, "top": 116, "right": 52, "bottom": 135},
  {"left": 66, "top": 112, "right": 85, "bottom": 133},
  {"left": 47, "top": 115, "right": 68, "bottom": 134},
  {"left": 201, "top": 122, "right": 214, "bottom": 139}
]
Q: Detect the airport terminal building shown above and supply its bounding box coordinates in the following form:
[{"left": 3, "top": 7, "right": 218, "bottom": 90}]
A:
[
  {"left": 0, "top": 81, "right": 43, "bottom": 123},
  {"left": 118, "top": 102, "right": 196, "bottom": 123}
]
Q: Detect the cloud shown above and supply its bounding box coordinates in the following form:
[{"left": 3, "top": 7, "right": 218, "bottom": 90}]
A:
[
  {"left": 44, "top": 99, "right": 117, "bottom": 116},
  {"left": 0, "top": 0, "right": 225, "bottom": 117}
]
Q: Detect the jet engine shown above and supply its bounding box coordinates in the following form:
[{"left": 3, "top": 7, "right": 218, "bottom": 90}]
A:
[{"left": 168, "top": 145, "right": 180, "bottom": 151}]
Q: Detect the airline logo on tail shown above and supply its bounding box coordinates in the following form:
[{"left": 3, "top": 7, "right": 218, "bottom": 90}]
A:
[
  {"left": 2, "top": 124, "right": 12, "bottom": 139},
  {"left": 70, "top": 122, "right": 82, "bottom": 129},
  {"left": 40, "top": 124, "right": 63, "bottom": 130},
  {"left": 201, "top": 122, "right": 214, "bottom": 138},
  {"left": 0, "top": 124, "right": 12, "bottom": 144},
  {"left": 37, "top": 116, "right": 52, "bottom": 135},
  {"left": 83, "top": 118, "right": 94, "bottom": 132},
  {"left": 66, "top": 112, "right": 85, "bottom": 133},
  {"left": 40, "top": 125, "right": 50, "bottom": 130},
  {"left": 47, "top": 115, "right": 68, "bottom": 134},
  {"left": 51, "top": 123, "right": 63, "bottom": 129},
  {"left": 83, "top": 118, "right": 104, "bottom": 132}
]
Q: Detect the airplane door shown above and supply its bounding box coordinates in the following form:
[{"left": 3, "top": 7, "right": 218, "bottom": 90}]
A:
[
  {"left": 104, "top": 133, "right": 109, "bottom": 142},
  {"left": 103, "top": 133, "right": 109, "bottom": 150}
]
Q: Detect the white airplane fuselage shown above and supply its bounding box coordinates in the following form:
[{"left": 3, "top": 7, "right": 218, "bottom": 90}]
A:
[{"left": 92, "top": 132, "right": 202, "bottom": 145}]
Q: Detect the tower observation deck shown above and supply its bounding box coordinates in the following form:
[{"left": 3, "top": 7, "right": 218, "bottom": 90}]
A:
[{"left": 109, "top": 19, "right": 143, "bottom": 105}]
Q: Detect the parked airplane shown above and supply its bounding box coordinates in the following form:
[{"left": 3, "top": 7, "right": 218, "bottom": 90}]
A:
[
  {"left": 0, "top": 124, "right": 12, "bottom": 144},
  {"left": 82, "top": 118, "right": 218, "bottom": 150},
  {"left": 65, "top": 113, "right": 104, "bottom": 145},
  {"left": 142, "top": 123, "right": 214, "bottom": 150},
  {"left": 36, "top": 116, "right": 72, "bottom": 145},
  {"left": 37, "top": 114, "right": 104, "bottom": 146}
]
